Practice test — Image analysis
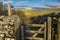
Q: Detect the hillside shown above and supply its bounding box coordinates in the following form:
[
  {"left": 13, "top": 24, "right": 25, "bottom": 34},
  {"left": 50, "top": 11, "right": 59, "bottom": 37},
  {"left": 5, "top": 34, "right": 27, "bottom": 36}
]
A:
[
  {"left": 22, "top": 9, "right": 60, "bottom": 19},
  {"left": 12, "top": 9, "right": 60, "bottom": 20}
]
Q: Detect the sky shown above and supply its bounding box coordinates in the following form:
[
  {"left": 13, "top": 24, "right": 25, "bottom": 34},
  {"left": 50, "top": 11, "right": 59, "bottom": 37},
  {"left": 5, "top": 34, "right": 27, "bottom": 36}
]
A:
[{"left": 1, "top": 0, "right": 60, "bottom": 8}]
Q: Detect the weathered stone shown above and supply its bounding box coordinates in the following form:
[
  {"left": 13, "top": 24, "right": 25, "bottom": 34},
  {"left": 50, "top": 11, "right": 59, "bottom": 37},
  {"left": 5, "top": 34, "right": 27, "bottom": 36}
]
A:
[{"left": 0, "top": 15, "right": 20, "bottom": 40}]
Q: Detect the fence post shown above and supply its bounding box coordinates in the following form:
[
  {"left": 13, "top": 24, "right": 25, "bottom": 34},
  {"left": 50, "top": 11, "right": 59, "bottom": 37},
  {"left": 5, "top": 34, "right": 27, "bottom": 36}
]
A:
[
  {"left": 44, "top": 22, "right": 46, "bottom": 40},
  {"left": 57, "top": 18, "right": 60, "bottom": 40},
  {"left": 21, "top": 26, "right": 24, "bottom": 40},
  {"left": 48, "top": 17, "right": 52, "bottom": 40}
]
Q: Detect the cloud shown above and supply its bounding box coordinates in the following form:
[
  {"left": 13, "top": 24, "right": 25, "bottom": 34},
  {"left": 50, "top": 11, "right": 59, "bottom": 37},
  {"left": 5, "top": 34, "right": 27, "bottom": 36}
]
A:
[
  {"left": 40, "top": 0, "right": 45, "bottom": 2},
  {"left": 14, "top": 1, "right": 29, "bottom": 7},
  {"left": 16, "top": 1, "right": 28, "bottom": 4},
  {"left": 3, "top": 1, "right": 13, "bottom": 3},
  {"left": 44, "top": 3, "right": 60, "bottom": 8}
]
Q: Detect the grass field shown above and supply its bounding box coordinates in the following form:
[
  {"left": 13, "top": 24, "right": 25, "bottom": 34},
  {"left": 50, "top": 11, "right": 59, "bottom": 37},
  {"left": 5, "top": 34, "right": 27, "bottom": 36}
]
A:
[{"left": 22, "top": 9, "right": 60, "bottom": 18}]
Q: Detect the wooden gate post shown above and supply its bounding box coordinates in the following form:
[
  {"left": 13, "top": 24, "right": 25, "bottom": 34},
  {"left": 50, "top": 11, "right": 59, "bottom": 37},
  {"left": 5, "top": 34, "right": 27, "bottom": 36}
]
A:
[
  {"left": 8, "top": 2, "right": 11, "bottom": 16},
  {"left": 57, "top": 18, "right": 60, "bottom": 40},
  {"left": 21, "top": 26, "right": 24, "bottom": 40},
  {"left": 48, "top": 17, "right": 52, "bottom": 40},
  {"left": 44, "top": 22, "right": 46, "bottom": 40}
]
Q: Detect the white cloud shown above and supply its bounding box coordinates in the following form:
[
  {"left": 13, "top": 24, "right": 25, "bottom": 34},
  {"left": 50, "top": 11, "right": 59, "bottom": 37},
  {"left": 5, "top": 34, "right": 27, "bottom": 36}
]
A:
[
  {"left": 40, "top": 0, "right": 45, "bottom": 2},
  {"left": 3, "top": 1, "right": 13, "bottom": 3},
  {"left": 39, "top": 0, "right": 46, "bottom": 2},
  {"left": 16, "top": 1, "right": 28, "bottom": 4},
  {"left": 44, "top": 3, "right": 60, "bottom": 8},
  {"left": 14, "top": 1, "right": 29, "bottom": 6}
]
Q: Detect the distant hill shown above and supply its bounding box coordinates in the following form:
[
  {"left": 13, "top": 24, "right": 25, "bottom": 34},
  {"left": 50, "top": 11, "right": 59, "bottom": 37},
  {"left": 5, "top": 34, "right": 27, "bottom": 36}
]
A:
[
  {"left": 13, "top": 7, "right": 60, "bottom": 20},
  {"left": 22, "top": 9, "right": 60, "bottom": 18},
  {"left": 14, "top": 6, "right": 60, "bottom": 10}
]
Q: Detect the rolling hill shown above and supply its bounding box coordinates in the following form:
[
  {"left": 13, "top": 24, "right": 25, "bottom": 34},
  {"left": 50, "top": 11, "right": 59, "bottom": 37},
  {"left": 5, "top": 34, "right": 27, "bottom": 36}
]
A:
[{"left": 22, "top": 9, "right": 60, "bottom": 18}]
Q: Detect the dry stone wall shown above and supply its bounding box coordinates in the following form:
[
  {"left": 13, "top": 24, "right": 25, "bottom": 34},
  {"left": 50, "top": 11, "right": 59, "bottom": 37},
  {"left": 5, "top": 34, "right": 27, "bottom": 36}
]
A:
[{"left": 0, "top": 15, "right": 20, "bottom": 40}]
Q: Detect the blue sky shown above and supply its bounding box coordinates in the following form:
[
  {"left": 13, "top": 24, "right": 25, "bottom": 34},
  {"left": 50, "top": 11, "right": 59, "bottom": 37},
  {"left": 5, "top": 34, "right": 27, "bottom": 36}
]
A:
[{"left": 1, "top": 0, "right": 60, "bottom": 8}]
